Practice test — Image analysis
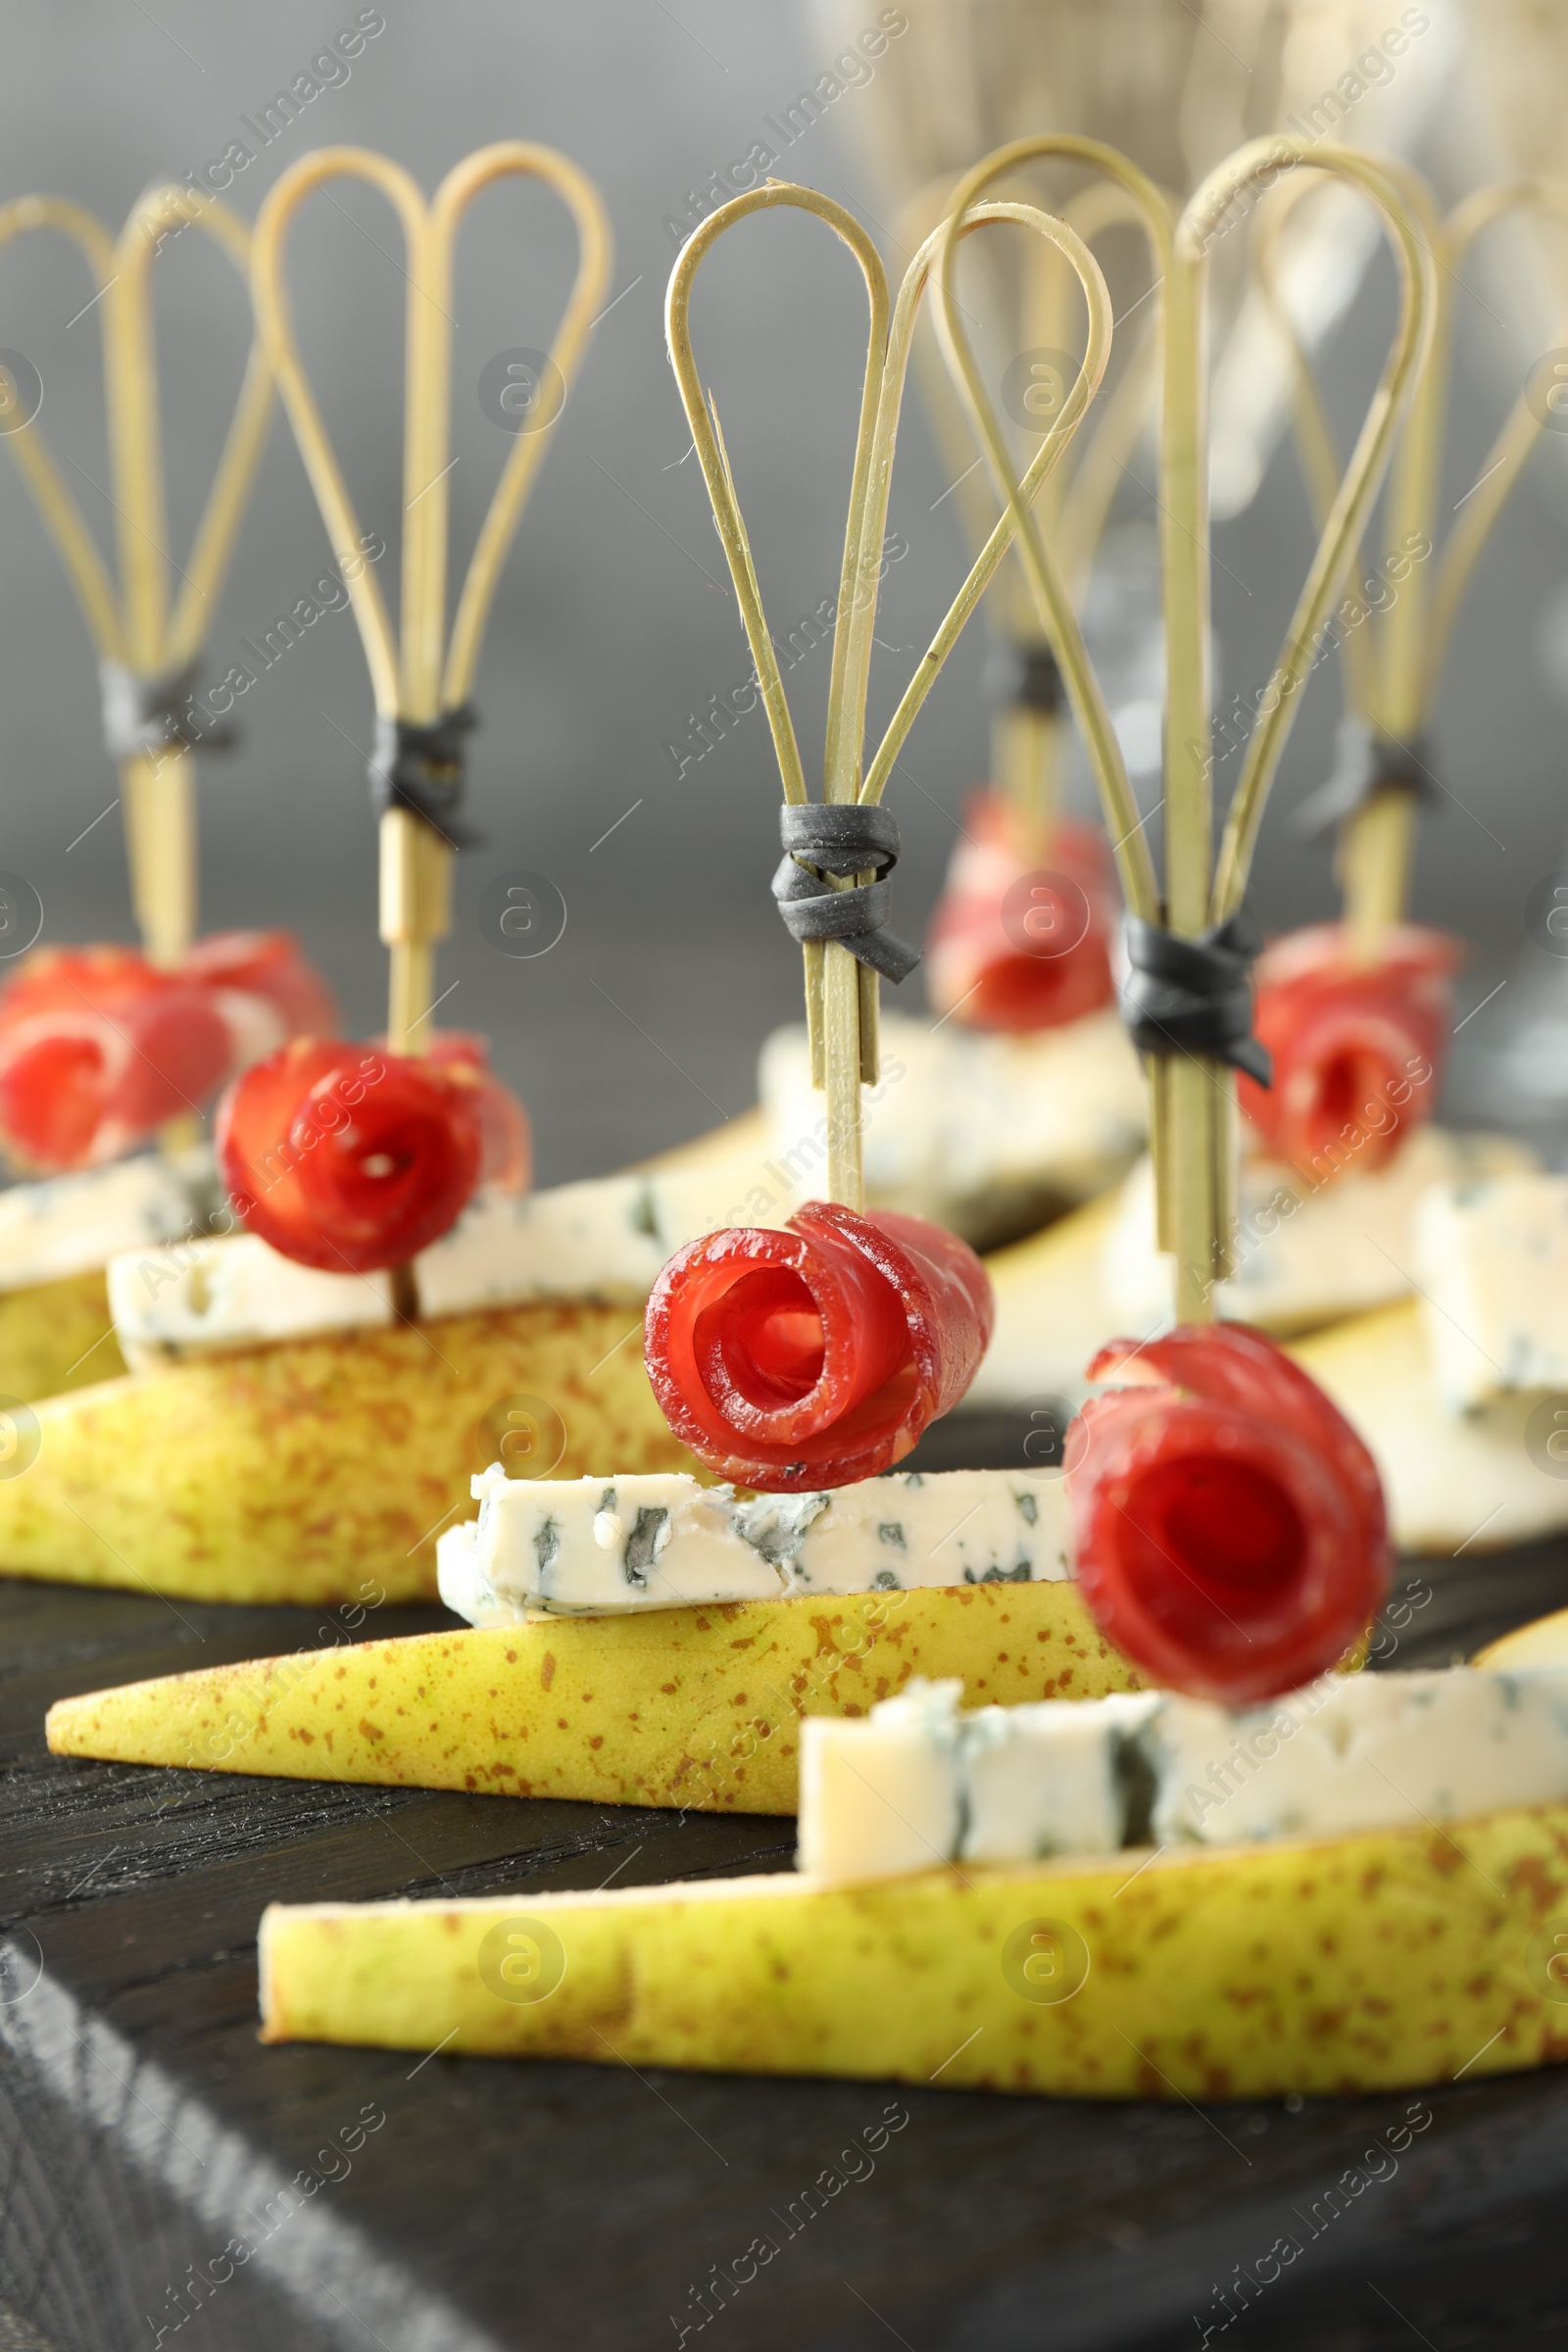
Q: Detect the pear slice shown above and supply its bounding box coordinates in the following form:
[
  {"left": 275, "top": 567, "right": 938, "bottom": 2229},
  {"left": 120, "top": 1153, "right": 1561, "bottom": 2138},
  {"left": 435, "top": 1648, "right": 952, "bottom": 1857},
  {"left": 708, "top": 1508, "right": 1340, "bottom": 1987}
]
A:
[
  {"left": 1290, "top": 1298, "right": 1568, "bottom": 1555},
  {"left": 46, "top": 1581, "right": 1142, "bottom": 1807},
  {"left": 257, "top": 1802, "right": 1568, "bottom": 2097},
  {"left": 0, "top": 1267, "right": 126, "bottom": 1399},
  {"left": 967, "top": 1189, "right": 1121, "bottom": 1410},
  {"left": 1474, "top": 1610, "right": 1568, "bottom": 1670},
  {"left": 3, "top": 1298, "right": 683, "bottom": 1605}
]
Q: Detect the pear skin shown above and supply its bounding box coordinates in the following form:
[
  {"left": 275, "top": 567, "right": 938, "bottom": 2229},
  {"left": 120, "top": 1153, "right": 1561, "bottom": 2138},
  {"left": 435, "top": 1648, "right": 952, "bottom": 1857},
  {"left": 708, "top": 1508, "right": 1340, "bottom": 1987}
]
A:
[
  {"left": 1, "top": 1298, "right": 684, "bottom": 1604},
  {"left": 1475, "top": 1610, "right": 1568, "bottom": 1670},
  {"left": 256, "top": 1804, "right": 1568, "bottom": 2098},
  {"left": 1291, "top": 1299, "right": 1568, "bottom": 1554},
  {"left": 0, "top": 1268, "right": 125, "bottom": 1399},
  {"left": 46, "top": 1580, "right": 1142, "bottom": 1807}
]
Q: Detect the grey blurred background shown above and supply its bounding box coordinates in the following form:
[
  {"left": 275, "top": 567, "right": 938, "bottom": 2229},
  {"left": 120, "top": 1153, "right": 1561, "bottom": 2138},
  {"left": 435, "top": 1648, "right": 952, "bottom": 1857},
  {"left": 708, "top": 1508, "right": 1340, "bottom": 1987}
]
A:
[{"left": 0, "top": 0, "right": 1564, "bottom": 1183}]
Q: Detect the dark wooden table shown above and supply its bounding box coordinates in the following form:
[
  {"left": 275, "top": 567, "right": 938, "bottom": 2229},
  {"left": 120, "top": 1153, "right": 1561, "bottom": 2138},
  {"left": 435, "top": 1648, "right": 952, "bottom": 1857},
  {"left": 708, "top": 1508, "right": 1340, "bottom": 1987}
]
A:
[{"left": 6, "top": 1431, "right": 1568, "bottom": 2351}]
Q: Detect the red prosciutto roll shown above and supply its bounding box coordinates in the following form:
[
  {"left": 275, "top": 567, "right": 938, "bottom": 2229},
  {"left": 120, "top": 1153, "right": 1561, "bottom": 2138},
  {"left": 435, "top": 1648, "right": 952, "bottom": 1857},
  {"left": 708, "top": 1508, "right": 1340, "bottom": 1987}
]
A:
[
  {"left": 645, "top": 1203, "right": 995, "bottom": 1490},
  {"left": 1238, "top": 921, "right": 1461, "bottom": 1178},
  {"left": 1065, "top": 1323, "right": 1389, "bottom": 1703},
  {"left": 417, "top": 1030, "right": 530, "bottom": 1195},
  {"left": 184, "top": 928, "right": 338, "bottom": 1052},
  {"left": 0, "top": 932, "right": 339, "bottom": 1174},
  {"left": 0, "top": 946, "right": 234, "bottom": 1171},
  {"left": 218, "top": 1037, "right": 486, "bottom": 1273},
  {"left": 925, "top": 792, "right": 1117, "bottom": 1031}
]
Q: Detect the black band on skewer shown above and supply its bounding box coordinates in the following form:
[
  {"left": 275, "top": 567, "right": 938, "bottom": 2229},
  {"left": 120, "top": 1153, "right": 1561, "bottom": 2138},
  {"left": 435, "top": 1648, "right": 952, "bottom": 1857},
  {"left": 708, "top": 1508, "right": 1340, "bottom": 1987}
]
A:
[
  {"left": 772, "top": 802, "right": 921, "bottom": 984},
  {"left": 99, "top": 658, "right": 238, "bottom": 762},
  {"left": 1291, "top": 715, "right": 1440, "bottom": 840},
  {"left": 369, "top": 705, "right": 481, "bottom": 848},
  {"left": 984, "top": 638, "right": 1065, "bottom": 717},
  {"left": 1119, "top": 906, "right": 1271, "bottom": 1088}
]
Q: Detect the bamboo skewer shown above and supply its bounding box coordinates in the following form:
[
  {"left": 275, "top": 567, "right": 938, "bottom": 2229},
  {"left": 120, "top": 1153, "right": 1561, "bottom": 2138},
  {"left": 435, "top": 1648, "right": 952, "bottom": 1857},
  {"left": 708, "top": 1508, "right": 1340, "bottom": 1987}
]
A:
[
  {"left": 1257, "top": 170, "right": 1568, "bottom": 962},
  {"left": 0, "top": 186, "right": 274, "bottom": 974},
  {"left": 666, "top": 185, "right": 1112, "bottom": 1209},
  {"left": 935, "top": 136, "right": 1433, "bottom": 1322},
  {"left": 251, "top": 145, "right": 612, "bottom": 1055},
  {"left": 901, "top": 169, "right": 1164, "bottom": 859}
]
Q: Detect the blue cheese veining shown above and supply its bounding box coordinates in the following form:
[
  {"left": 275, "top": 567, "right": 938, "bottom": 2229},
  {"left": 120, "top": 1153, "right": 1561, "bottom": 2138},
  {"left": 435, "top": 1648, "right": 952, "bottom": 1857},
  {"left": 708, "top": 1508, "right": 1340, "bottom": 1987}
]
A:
[
  {"left": 436, "top": 1467, "right": 1072, "bottom": 1624},
  {"left": 796, "top": 1670, "right": 1568, "bottom": 1885},
  {"left": 1414, "top": 1173, "right": 1568, "bottom": 1412},
  {"left": 0, "top": 1147, "right": 218, "bottom": 1294},
  {"left": 107, "top": 1152, "right": 800, "bottom": 1361}
]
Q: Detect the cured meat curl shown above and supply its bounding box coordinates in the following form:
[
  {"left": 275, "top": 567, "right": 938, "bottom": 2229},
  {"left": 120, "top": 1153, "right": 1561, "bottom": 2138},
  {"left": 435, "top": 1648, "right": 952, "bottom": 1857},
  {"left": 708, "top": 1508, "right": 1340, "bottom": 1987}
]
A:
[
  {"left": 184, "top": 929, "right": 338, "bottom": 1051},
  {"left": 1065, "top": 1323, "right": 1390, "bottom": 1703},
  {"left": 0, "top": 932, "right": 336, "bottom": 1173},
  {"left": 411, "top": 1031, "right": 530, "bottom": 1195},
  {"left": 645, "top": 1202, "right": 994, "bottom": 1490},
  {"left": 0, "top": 948, "right": 232, "bottom": 1171},
  {"left": 218, "top": 1037, "right": 489, "bottom": 1273},
  {"left": 1238, "top": 922, "right": 1460, "bottom": 1177},
  {"left": 925, "top": 793, "right": 1117, "bottom": 1031}
]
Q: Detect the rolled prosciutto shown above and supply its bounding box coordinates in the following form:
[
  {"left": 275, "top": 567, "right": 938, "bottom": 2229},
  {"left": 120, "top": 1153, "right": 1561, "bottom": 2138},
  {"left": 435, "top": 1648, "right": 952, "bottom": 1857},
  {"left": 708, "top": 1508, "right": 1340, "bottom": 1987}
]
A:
[
  {"left": 0, "top": 947, "right": 233, "bottom": 1171},
  {"left": 218, "top": 1036, "right": 494, "bottom": 1273},
  {"left": 1065, "top": 1322, "right": 1390, "bottom": 1704},
  {"left": 0, "top": 932, "right": 338, "bottom": 1174},
  {"left": 645, "top": 1202, "right": 995, "bottom": 1491},
  {"left": 925, "top": 792, "right": 1117, "bottom": 1032},
  {"left": 1238, "top": 921, "right": 1461, "bottom": 1178}
]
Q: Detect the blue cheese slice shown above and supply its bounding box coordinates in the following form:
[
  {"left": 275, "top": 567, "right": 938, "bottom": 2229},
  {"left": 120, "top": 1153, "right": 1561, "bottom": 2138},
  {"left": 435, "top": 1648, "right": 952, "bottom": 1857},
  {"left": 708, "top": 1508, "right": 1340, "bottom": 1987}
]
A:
[
  {"left": 411, "top": 1178, "right": 668, "bottom": 1317},
  {"left": 1413, "top": 1174, "right": 1568, "bottom": 1413},
  {"left": 1145, "top": 1668, "right": 1568, "bottom": 1844},
  {"left": 0, "top": 1146, "right": 217, "bottom": 1292},
  {"left": 109, "top": 1233, "right": 393, "bottom": 1368},
  {"left": 796, "top": 1678, "right": 966, "bottom": 1885},
  {"left": 1103, "top": 1127, "right": 1535, "bottom": 1342},
  {"left": 436, "top": 1466, "right": 1071, "bottom": 1625},
  {"left": 968, "top": 1128, "right": 1533, "bottom": 1417},
  {"left": 1291, "top": 1299, "right": 1568, "bottom": 1553},
  {"left": 759, "top": 1006, "right": 1145, "bottom": 1248},
  {"left": 106, "top": 1154, "right": 801, "bottom": 1362},
  {"left": 415, "top": 1156, "right": 802, "bottom": 1320},
  {"left": 796, "top": 1668, "right": 1568, "bottom": 1884}
]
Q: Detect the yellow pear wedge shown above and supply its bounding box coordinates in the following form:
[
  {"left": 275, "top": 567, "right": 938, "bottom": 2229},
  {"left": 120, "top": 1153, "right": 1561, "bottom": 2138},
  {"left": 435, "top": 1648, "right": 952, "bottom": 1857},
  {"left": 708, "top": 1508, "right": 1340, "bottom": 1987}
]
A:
[
  {"left": 1475, "top": 1610, "right": 1568, "bottom": 1670},
  {"left": 1291, "top": 1299, "right": 1568, "bottom": 1554},
  {"left": 0, "top": 1269, "right": 126, "bottom": 1399},
  {"left": 257, "top": 1804, "right": 1568, "bottom": 2097},
  {"left": 966, "top": 1190, "right": 1119, "bottom": 1410},
  {"left": 2, "top": 1298, "right": 684, "bottom": 1605},
  {"left": 46, "top": 1582, "right": 1143, "bottom": 1809}
]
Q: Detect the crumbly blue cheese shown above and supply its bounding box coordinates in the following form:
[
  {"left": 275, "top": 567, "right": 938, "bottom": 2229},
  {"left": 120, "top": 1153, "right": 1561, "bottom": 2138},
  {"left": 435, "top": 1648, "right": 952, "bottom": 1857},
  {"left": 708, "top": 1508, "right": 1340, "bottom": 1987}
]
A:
[
  {"left": 1413, "top": 1174, "right": 1568, "bottom": 1413},
  {"left": 759, "top": 1006, "right": 1145, "bottom": 1246},
  {"left": 1147, "top": 1669, "right": 1568, "bottom": 1843},
  {"left": 1292, "top": 1300, "right": 1568, "bottom": 1554},
  {"left": 0, "top": 1146, "right": 217, "bottom": 1293},
  {"left": 967, "top": 1127, "right": 1533, "bottom": 1416},
  {"left": 109, "top": 1232, "right": 393, "bottom": 1368},
  {"left": 796, "top": 1679, "right": 966, "bottom": 1885},
  {"left": 436, "top": 1466, "right": 1071, "bottom": 1624},
  {"left": 1103, "top": 1127, "right": 1535, "bottom": 1342},
  {"left": 411, "top": 1179, "right": 668, "bottom": 1317},
  {"left": 107, "top": 1154, "right": 802, "bottom": 1360},
  {"left": 796, "top": 1669, "right": 1568, "bottom": 1884}
]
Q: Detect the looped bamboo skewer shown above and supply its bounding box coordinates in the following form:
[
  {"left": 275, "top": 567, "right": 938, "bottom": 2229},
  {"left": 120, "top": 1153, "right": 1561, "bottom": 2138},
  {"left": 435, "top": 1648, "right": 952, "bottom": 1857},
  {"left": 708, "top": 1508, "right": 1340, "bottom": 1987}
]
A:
[
  {"left": 1425, "top": 184, "right": 1568, "bottom": 676},
  {"left": 935, "top": 136, "right": 1434, "bottom": 1321},
  {"left": 1254, "top": 169, "right": 1568, "bottom": 959},
  {"left": 900, "top": 169, "right": 1166, "bottom": 855},
  {"left": 665, "top": 183, "right": 1112, "bottom": 1211},
  {"left": 1250, "top": 177, "right": 1380, "bottom": 722},
  {"left": 0, "top": 186, "right": 273, "bottom": 970},
  {"left": 251, "top": 145, "right": 612, "bottom": 1054}
]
